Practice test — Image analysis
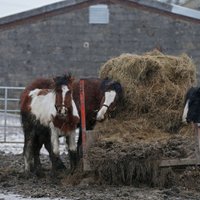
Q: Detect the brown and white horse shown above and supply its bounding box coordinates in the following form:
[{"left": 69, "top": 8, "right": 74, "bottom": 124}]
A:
[{"left": 20, "top": 74, "right": 80, "bottom": 175}]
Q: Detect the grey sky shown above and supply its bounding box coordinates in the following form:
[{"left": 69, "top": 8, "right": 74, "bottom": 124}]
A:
[{"left": 0, "top": 0, "right": 64, "bottom": 18}]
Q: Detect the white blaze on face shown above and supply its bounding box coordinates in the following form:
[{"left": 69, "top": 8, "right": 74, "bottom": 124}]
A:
[
  {"left": 60, "top": 85, "right": 70, "bottom": 115},
  {"left": 182, "top": 99, "right": 189, "bottom": 122},
  {"left": 96, "top": 90, "right": 116, "bottom": 121},
  {"left": 62, "top": 85, "right": 80, "bottom": 119}
]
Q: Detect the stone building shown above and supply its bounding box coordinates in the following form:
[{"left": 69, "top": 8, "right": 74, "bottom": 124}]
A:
[{"left": 0, "top": 0, "right": 200, "bottom": 86}]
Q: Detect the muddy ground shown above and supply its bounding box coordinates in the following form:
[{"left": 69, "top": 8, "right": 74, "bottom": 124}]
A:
[{"left": 0, "top": 151, "right": 200, "bottom": 200}]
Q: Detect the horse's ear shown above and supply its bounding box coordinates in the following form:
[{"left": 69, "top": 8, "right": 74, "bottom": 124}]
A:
[
  {"left": 68, "top": 74, "right": 75, "bottom": 84},
  {"left": 66, "top": 74, "right": 75, "bottom": 90}
]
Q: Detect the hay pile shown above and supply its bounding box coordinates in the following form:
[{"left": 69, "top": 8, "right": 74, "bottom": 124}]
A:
[
  {"left": 88, "top": 50, "right": 197, "bottom": 186},
  {"left": 99, "top": 50, "right": 196, "bottom": 132}
]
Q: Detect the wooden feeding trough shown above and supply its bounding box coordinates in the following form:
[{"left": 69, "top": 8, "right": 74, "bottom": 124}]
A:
[{"left": 160, "top": 123, "right": 200, "bottom": 168}]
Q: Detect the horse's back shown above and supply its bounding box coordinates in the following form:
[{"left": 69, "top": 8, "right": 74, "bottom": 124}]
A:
[
  {"left": 73, "top": 78, "right": 102, "bottom": 107},
  {"left": 20, "top": 78, "right": 54, "bottom": 112},
  {"left": 24, "top": 78, "right": 54, "bottom": 91}
]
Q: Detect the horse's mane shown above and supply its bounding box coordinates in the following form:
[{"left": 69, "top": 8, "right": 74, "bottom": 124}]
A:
[
  {"left": 100, "top": 77, "right": 123, "bottom": 96},
  {"left": 184, "top": 86, "right": 199, "bottom": 105},
  {"left": 53, "top": 74, "right": 74, "bottom": 89},
  {"left": 24, "top": 74, "right": 73, "bottom": 92}
]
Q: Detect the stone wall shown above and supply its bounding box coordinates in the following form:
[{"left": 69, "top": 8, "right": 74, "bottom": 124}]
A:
[{"left": 0, "top": 3, "right": 199, "bottom": 86}]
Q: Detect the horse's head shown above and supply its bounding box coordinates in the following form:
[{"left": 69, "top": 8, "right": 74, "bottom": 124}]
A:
[
  {"left": 96, "top": 78, "right": 122, "bottom": 121},
  {"left": 53, "top": 74, "right": 79, "bottom": 120}
]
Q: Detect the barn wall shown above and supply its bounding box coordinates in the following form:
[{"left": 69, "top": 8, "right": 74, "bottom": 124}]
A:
[{"left": 0, "top": 3, "right": 199, "bottom": 86}]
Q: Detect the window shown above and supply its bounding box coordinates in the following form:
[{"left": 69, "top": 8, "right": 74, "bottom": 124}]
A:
[{"left": 89, "top": 4, "right": 109, "bottom": 24}]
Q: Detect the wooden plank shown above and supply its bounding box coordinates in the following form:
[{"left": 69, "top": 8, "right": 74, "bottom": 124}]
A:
[
  {"left": 160, "top": 158, "right": 200, "bottom": 167},
  {"left": 85, "top": 131, "right": 200, "bottom": 169},
  {"left": 83, "top": 128, "right": 200, "bottom": 169},
  {"left": 160, "top": 123, "right": 200, "bottom": 168},
  {"left": 86, "top": 130, "right": 99, "bottom": 149},
  {"left": 194, "top": 123, "right": 200, "bottom": 160}
]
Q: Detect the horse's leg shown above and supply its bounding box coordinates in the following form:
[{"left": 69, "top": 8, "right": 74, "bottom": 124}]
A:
[
  {"left": 77, "top": 127, "right": 83, "bottom": 160},
  {"left": 23, "top": 130, "right": 34, "bottom": 175},
  {"left": 68, "top": 129, "right": 78, "bottom": 173},
  {"left": 49, "top": 122, "right": 66, "bottom": 172},
  {"left": 21, "top": 112, "right": 37, "bottom": 177},
  {"left": 32, "top": 135, "right": 43, "bottom": 176},
  {"left": 44, "top": 135, "right": 66, "bottom": 171}
]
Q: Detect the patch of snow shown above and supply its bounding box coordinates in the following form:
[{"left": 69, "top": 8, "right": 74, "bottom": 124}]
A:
[
  {"left": 0, "top": 192, "right": 72, "bottom": 200},
  {"left": 0, "top": 113, "right": 76, "bottom": 155}
]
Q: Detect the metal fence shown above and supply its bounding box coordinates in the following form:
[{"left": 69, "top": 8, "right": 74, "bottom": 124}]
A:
[
  {"left": 0, "top": 86, "right": 25, "bottom": 143},
  {"left": 0, "top": 86, "right": 70, "bottom": 156}
]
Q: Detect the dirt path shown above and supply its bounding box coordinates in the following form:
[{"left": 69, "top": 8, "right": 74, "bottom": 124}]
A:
[{"left": 0, "top": 151, "right": 200, "bottom": 200}]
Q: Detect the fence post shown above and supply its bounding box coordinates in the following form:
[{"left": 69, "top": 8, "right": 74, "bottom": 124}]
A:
[
  {"left": 79, "top": 79, "right": 91, "bottom": 171},
  {"left": 194, "top": 123, "right": 200, "bottom": 161},
  {"left": 3, "top": 88, "right": 8, "bottom": 142}
]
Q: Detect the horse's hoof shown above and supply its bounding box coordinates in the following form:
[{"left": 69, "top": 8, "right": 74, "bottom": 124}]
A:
[
  {"left": 23, "top": 171, "right": 33, "bottom": 179},
  {"left": 56, "top": 163, "right": 66, "bottom": 171},
  {"left": 69, "top": 167, "right": 75, "bottom": 175},
  {"left": 52, "top": 163, "right": 66, "bottom": 172},
  {"left": 34, "top": 170, "right": 45, "bottom": 178},
  {"left": 52, "top": 156, "right": 66, "bottom": 171},
  {"left": 49, "top": 170, "right": 63, "bottom": 182}
]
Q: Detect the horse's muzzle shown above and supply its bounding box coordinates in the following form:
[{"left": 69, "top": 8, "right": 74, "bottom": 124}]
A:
[{"left": 55, "top": 105, "right": 68, "bottom": 118}]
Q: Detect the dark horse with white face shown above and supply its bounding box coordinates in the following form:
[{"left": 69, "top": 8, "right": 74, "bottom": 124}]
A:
[
  {"left": 20, "top": 74, "right": 80, "bottom": 175},
  {"left": 182, "top": 86, "right": 200, "bottom": 124},
  {"left": 73, "top": 78, "right": 123, "bottom": 129},
  {"left": 72, "top": 78, "right": 123, "bottom": 158}
]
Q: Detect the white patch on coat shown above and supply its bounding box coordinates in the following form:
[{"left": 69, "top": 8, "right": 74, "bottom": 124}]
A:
[
  {"left": 29, "top": 89, "right": 57, "bottom": 126},
  {"left": 182, "top": 99, "right": 189, "bottom": 122},
  {"left": 96, "top": 90, "right": 116, "bottom": 121},
  {"left": 29, "top": 89, "right": 40, "bottom": 98}
]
